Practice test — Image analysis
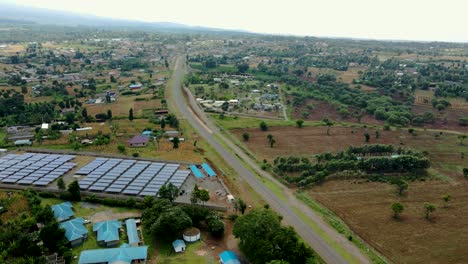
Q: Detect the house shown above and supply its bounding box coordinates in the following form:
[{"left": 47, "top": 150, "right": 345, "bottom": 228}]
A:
[
  {"left": 129, "top": 83, "right": 142, "bottom": 90},
  {"left": 128, "top": 135, "right": 149, "bottom": 148},
  {"left": 51, "top": 202, "right": 74, "bottom": 222},
  {"left": 154, "top": 109, "right": 169, "bottom": 115},
  {"left": 219, "top": 251, "right": 240, "bottom": 264},
  {"left": 78, "top": 245, "right": 148, "bottom": 264},
  {"left": 141, "top": 130, "right": 154, "bottom": 138},
  {"left": 164, "top": 130, "right": 179, "bottom": 137},
  {"left": 93, "top": 220, "right": 122, "bottom": 247},
  {"left": 125, "top": 219, "right": 140, "bottom": 247},
  {"left": 172, "top": 239, "right": 186, "bottom": 253},
  {"left": 60, "top": 217, "right": 88, "bottom": 247},
  {"left": 14, "top": 139, "right": 32, "bottom": 146}
]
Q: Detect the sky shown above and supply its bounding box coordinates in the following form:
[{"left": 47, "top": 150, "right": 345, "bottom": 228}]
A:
[{"left": 3, "top": 0, "right": 468, "bottom": 42}]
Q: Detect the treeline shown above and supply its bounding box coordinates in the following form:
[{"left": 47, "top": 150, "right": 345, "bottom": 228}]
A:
[
  {"left": 273, "top": 145, "right": 430, "bottom": 187},
  {"left": 0, "top": 190, "right": 70, "bottom": 263}
]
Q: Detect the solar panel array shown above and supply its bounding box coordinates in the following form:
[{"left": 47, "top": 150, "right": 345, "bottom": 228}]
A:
[
  {"left": 0, "top": 153, "right": 76, "bottom": 186},
  {"left": 77, "top": 158, "right": 190, "bottom": 197}
]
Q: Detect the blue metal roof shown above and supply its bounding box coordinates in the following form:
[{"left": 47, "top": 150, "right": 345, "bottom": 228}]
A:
[
  {"left": 219, "top": 251, "right": 240, "bottom": 264},
  {"left": 201, "top": 163, "right": 216, "bottom": 177},
  {"left": 60, "top": 217, "right": 88, "bottom": 242},
  {"left": 51, "top": 202, "right": 74, "bottom": 222},
  {"left": 172, "top": 239, "right": 186, "bottom": 252},
  {"left": 125, "top": 219, "right": 140, "bottom": 245},
  {"left": 93, "top": 220, "right": 122, "bottom": 243},
  {"left": 190, "top": 165, "right": 204, "bottom": 178},
  {"left": 78, "top": 246, "right": 148, "bottom": 264}
]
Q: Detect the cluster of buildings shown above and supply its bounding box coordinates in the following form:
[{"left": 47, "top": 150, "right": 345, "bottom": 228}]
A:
[
  {"left": 127, "top": 130, "right": 181, "bottom": 148},
  {"left": 51, "top": 202, "right": 148, "bottom": 264}
]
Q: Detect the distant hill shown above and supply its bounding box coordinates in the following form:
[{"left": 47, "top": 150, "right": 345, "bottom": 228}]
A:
[{"left": 0, "top": 3, "right": 247, "bottom": 34}]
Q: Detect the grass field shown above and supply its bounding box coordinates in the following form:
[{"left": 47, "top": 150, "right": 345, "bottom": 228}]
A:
[
  {"left": 227, "top": 124, "right": 468, "bottom": 263},
  {"left": 157, "top": 241, "right": 216, "bottom": 264}
]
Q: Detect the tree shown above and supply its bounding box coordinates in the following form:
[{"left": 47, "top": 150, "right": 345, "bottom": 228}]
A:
[
  {"left": 172, "top": 136, "right": 180, "bottom": 149},
  {"left": 57, "top": 177, "right": 65, "bottom": 190},
  {"left": 441, "top": 194, "right": 451, "bottom": 208},
  {"left": 242, "top": 132, "right": 250, "bottom": 141},
  {"left": 233, "top": 208, "right": 314, "bottom": 264},
  {"left": 151, "top": 207, "right": 192, "bottom": 239},
  {"left": 160, "top": 118, "right": 166, "bottom": 129},
  {"left": 270, "top": 138, "right": 276, "bottom": 148},
  {"left": 394, "top": 179, "right": 408, "bottom": 196},
  {"left": 267, "top": 134, "right": 273, "bottom": 143},
  {"left": 296, "top": 119, "right": 304, "bottom": 128},
  {"left": 364, "top": 132, "right": 370, "bottom": 142},
  {"left": 375, "top": 131, "right": 380, "bottom": 139},
  {"left": 234, "top": 198, "right": 247, "bottom": 214},
  {"left": 322, "top": 118, "right": 333, "bottom": 136},
  {"left": 159, "top": 183, "right": 179, "bottom": 202},
  {"left": 424, "top": 203, "right": 436, "bottom": 220},
  {"left": 129, "top": 108, "right": 134, "bottom": 121},
  {"left": 458, "top": 135, "right": 466, "bottom": 145},
  {"left": 117, "top": 144, "right": 126, "bottom": 153},
  {"left": 107, "top": 109, "right": 112, "bottom": 120},
  {"left": 206, "top": 215, "right": 225, "bottom": 237},
  {"left": 237, "top": 63, "right": 249, "bottom": 73},
  {"left": 391, "top": 202, "right": 404, "bottom": 219},
  {"left": 67, "top": 180, "right": 81, "bottom": 201},
  {"left": 198, "top": 189, "right": 210, "bottom": 204},
  {"left": 260, "top": 121, "right": 268, "bottom": 131},
  {"left": 267, "top": 261, "right": 290, "bottom": 264},
  {"left": 191, "top": 184, "right": 201, "bottom": 204},
  {"left": 464, "top": 168, "right": 468, "bottom": 178},
  {"left": 81, "top": 108, "right": 88, "bottom": 121},
  {"left": 39, "top": 221, "right": 66, "bottom": 252}
]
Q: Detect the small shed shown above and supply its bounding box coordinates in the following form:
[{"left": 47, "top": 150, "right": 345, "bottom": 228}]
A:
[
  {"left": 125, "top": 219, "right": 140, "bottom": 247},
  {"left": 219, "top": 251, "right": 240, "bottom": 264},
  {"left": 183, "top": 227, "right": 201, "bottom": 242},
  {"left": 14, "top": 139, "right": 32, "bottom": 146},
  {"left": 172, "top": 239, "right": 186, "bottom": 253},
  {"left": 128, "top": 135, "right": 149, "bottom": 148}
]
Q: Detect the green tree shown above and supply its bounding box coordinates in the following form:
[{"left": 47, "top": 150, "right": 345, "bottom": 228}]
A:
[
  {"left": 67, "top": 180, "right": 81, "bottom": 201},
  {"left": 117, "top": 144, "right": 126, "bottom": 153},
  {"left": 270, "top": 138, "right": 276, "bottom": 148},
  {"left": 57, "top": 177, "right": 65, "bottom": 190},
  {"left": 242, "top": 132, "right": 250, "bottom": 141},
  {"left": 458, "top": 135, "right": 466, "bottom": 145},
  {"left": 441, "top": 194, "right": 451, "bottom": 208},
  {"left": 129, "top": 108, "right": 134, "bottom": 121},
  {"left": 160, "top": 118, "right": 166, "bottom": 129},
  {"left": 81, "top": 107, "right": 88, "bottom": 121},
  {"left": 296, "top": 119, "right": 304, "bottom": 128},
  {"left": 191, "top": 184, "right": 201, "bottom": 204},
  {"left": 198, "top": 189, "right": 210, "bottom": 204},
  {"left": 260, "top": 121, "right": 268, "bottom": 131},
  {"left": 394, "top": 179, "right": 408, "bottom": 196},
  {"left": 322, "top": 118, "right": 333, "bottom": 136},
  {"left": 391, "top": 202, "right": 404, "bottom": 219},
  {"left": 234, "top": 198, "right": 247, "bottom": 214},
  {"left": 172, "top": 136, "right": 180, "bottom": 149},
  {"left": 424, "top": 203, "right": 436, "bottom": 220},
  {"left": 151, "top": 207, "right": 192, "bottom": 239},
  {"left": 39, "top": 221, "right": 66, "bottom": 252},
  {"left": 233, "top": 208, "right": 314, "bottom": 264},
  {"left": 158, "top": 183, "right": 179, "bottom": 202},
  {"left": 375, "top": 131, "right": 380, "bottom": 139},
  {"left": 464, "top": 168, "right": 468, "bottom": 178},
  {"left": 237, "top": 63, "right": 249, "bottom": 73},
  {"left": 267, "top": 261, "right": 290, "bottom": 264},
  {"left": 364, "top": 132, "right": 370, "bottom": 142},
  {"left": 267, "top": 134, "right": 273, "bottom": 143},
  {"left": 107, "top": 109, "right": 112, "bottom": 120}
]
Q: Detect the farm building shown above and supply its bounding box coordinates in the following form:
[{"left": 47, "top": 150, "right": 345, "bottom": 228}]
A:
[
  {"left": 172, "top": 239, "right": 186, "bottom": 253},
  {"left": 93, "top": 220, "right": 122, "bottom": 247},
  {"left": 129, "top": 83, "right": 142, "bottom": 90},
  {"left": 125, "top": 219, "right": 140, "bottom": 247},
  {"left": 128, "top": 135, "right": 149, "bottom": 147},
  {"left": 201, "top": 163, "right": 217, "bottom": 177},
  {"left": 219, "top": 251, "right": 240, "bottom": 264},
  {"left": 164, "top": 130, "right": 179, "bottom": 137},
  {"left": 141, "top": 130, "right": 154, "bottom": 137},
  {"left": 51, "top": 202, "right": 74, "bottom": 222},
  {"left": 78, "top": 245, "right": 148, "bottom": 264},
  {"left": 14, "top": 139, "right": 32, "bottom": 146},
  {"left": 60, "top": 217, "right": 88, "bottom": 247}
]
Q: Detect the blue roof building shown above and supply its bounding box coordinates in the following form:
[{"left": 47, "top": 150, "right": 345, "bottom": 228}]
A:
[
  {"left": 172, "top": 239, "right": 186, "bottom": 253},
  {"left": 93, "top": 220, "right": 122, "bottom": 247},
  {"left": 78, "top": 245, "right": 148, "bottom": 264},
  {"left": 190, "top": 165, "right": 204, "bottom": 178},
  {"left": 51, "top": 202, "right": 74, "bottom": 222},
  {"left": 201, "top": 163, "right": 217, "bottom": 177},
  {"left": 125, "top": 219, "right": 140, "bottom": 246},
  {"left": 60, "top": 217, "right": 88, "bottom": 247},
  {"left": 141, "top": 130, "right": 153, "bottom": 137},
  {"left": 219, "top": 251, "right": 240, "bottom": 264}
]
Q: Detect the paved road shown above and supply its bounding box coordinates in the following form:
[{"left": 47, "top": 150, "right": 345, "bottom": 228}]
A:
[{"left": 169, "top": 57, "right": 370, "bottom": 264}]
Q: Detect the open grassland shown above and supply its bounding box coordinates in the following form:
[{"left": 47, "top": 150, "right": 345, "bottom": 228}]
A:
[
  {"left": 0, "top": 191, "right": 30, "bottom": 223},
  {"left": 229, "top": 124, "right": 468, "bottom": 263},
  {"left": 86, "top": 94, "right": 163, "bottom": 118}
]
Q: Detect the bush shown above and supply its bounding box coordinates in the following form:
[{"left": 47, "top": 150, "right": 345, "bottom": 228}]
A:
[
  {"left": 132, "top": 152, "right": 139, "bottom": 157},
  {"left": 38, "top": 192, "right": 57, "bottom": 198}
]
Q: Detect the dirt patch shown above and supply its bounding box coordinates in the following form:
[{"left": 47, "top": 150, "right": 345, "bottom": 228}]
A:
[{"left": 89, "top": 210, "right": 141, "bottom": 222}]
